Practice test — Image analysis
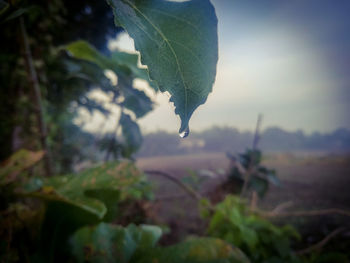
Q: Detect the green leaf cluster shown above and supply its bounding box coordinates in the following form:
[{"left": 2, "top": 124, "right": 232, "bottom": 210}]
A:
[
  {"left": 204, "top": 195, "right": 301, "bottom": 263},
  {"left": 64, "top": 40, "right": 155, "bottom": 160},
  {"left": 227, "top": 150, "right": 280, "bottom": 198},
  {"left": 24, "top": 161, "right": 153, "bottom": 220}
]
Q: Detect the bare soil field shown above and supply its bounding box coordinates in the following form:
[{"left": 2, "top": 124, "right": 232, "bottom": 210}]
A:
[{"left": 137, "top": 152, "right": 350, "bottom": 245}]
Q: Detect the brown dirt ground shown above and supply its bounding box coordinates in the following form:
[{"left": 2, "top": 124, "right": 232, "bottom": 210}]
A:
[{"left": 136, "top": 152, "right": 350, "bottom": 246}]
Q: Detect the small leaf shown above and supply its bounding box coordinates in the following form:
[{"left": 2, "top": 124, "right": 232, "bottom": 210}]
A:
[
  {"left": 266, "top": 170, "right": 281, "bottom": 186},
  {"left": 249, "top": 175, "right": 269, "bottom": 198},
  {"left": 107, "top": 0, "right": 218, "bottom": 133},
  {"left": 65, "top": 40, "right": 155, "bottom": 89},
  {"left": 0, "top": 149, "right": 44, "bottom": 185},
  {"left": 120, "top": 113, "right": 143, "bottom": 158},
  {"left": 122, "top": 86, "right": 153, "bottom": 118},
  {"left": 0, "top": 0, "right": 9, "bottom": 17},
  {"left": 111, "top": 51, "right": 157, "bottom": 91},
  {"left": 65, "top": 41, "right": 120, "bottom": 73}
]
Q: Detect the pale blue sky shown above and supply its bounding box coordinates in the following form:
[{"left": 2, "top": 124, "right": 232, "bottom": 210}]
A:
[{"left": 80, "top": 0, "right": 350, "bottom": 134}]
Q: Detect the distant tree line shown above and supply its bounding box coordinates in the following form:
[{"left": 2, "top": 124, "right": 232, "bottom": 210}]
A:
[{"left": 136, "top": 126, "right": 350, "bottom": 157}]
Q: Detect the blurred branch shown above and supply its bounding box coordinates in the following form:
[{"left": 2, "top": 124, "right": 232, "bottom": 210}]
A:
[
  {"left": 145, "top": 170, "right": 203, "bottom": 201},
  {"left": 20, "top": 17, "right": 53, "bottom": 176},
  {"left": 270, "top": 201, "right": 294, "bottom": 214},
  {"left": 104, "top": 105, "right": 123, "bottom": 162},
  {"left": 252, "top": 113, "right": 263, "bottom": 150},
  {"left": 263, "top": 208, "right": 350, "bottom": 218},
  {"left": 250, "top": 191, "right": 258, "bottom": 211},
  {"left": 296, "top": 227, "right": 346, "bottom": 255}
]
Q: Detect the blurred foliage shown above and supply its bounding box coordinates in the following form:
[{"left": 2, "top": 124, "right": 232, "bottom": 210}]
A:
[
  {"left": 0, "top": 1, "right": 348, "bottom": 263},
  {"left": 226, "top": 149, "right": 280, "bottom": 198},
  {"left": 70, "top": 223, "right": 250, "bottom": 263},
  {"left": 0, "top": 149, "right": 251, "bottom": 263},
  {"left": 0, "top": 0, "right": 153, "bottom": 173},
  {"left": 63, "top": 40, "right": 155, "bottom": 161},
  {"left": 0, "top": 151, "right": 154, "bottom": 262},
  {"left": 201, "top": 195, "right": 349, "bottom": 263},
  {"left": 23, "top": 161, "right": 153, "bottom": 219},
  {"left": 202, "top": 195, "right": 301, "bottom": 263},
  {"left": 0, "top": 0, "right": 117, "bottom": 163}
]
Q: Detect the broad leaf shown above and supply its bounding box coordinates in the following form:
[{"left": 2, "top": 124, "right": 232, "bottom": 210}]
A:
[
  {"left": 107, "top": 0, "right": 218, "bottom": 133},
  {"left": 24, "top": 161, "right": 151, "bottom": 219},
  {"left": 0, "top": 149, "right": 44, "bottom": 185}
]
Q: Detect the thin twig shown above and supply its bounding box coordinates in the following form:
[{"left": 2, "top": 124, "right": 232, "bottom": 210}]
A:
[
  {"left": 105, "top": 106, "right": 123, "bottom": 162},
  {"left": 240, "top": 114, "right": 263, "bottom": 197},
  {"left": 263, "top": 208, "right": 350, "bottom": 218},
  {"left": 155, "top": 193, "right": 189, "bottom": 201},
  {"left": 252, "top": 113, "right": 263, "bottom": 150},
  {"left": 250, "top": 191, "right": 258, "bottom": 211},
  {"left": 270, "top": 201, "right": 294, "bottom": 214},
  {"left": 296, "top": 227, "right": 346, "bottom": 255},
  {"left": 145, "top": 170, "right": 202, "bottom": 201},
  {"left": 20, "top": 17, "right": 53, "bottom": 176}
]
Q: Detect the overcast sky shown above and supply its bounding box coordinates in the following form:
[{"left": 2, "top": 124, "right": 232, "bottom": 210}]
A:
[{"left": 80, "top": 0, "right": 350, "bottom": 134}]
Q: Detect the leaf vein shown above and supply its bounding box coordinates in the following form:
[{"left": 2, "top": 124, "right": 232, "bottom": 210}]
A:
[{"left": 123, "top": 0, "right": 189, "bottom": 122}]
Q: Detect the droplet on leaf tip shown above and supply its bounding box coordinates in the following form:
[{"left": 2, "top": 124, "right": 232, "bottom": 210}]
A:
[{"left": 179, "top": 126, "right": 190, "bottom": 138}]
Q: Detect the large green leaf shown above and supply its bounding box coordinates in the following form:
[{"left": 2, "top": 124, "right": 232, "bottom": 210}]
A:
[
  {"left": 107, "top": 0, "right": 218, "bottom": 133},
  {"left": 24, "top": 161, "right": 151, "bottom": 219},
  {"left": 70, "top": 223, "right": 249, "bottom": 263}
]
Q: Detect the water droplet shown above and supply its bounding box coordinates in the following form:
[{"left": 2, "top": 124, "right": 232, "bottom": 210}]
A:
[{"left": 179, "top": 126, "right": 190, "bottom": 138}]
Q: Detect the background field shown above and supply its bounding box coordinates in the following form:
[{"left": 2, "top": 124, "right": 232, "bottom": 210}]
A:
[{"left": 137, "top": 152, "right": 350, "bottom": 248}]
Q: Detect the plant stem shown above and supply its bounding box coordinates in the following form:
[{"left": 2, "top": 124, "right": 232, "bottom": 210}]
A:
[
  {"left": 20, "top": 17, "right": 53, "bottom": 176},
  {"left": 263, "top": 208, "right": 350, "bottom": 218},
  {"left": 240, "top": 114, "right": 263, "bottom": 197},
  {"left": 104, "top": 106, "right": 123, "bottom": 162},
  {"left": 296, "top": 227, "right": 346, "bottom": 255},
  {"left": 145, "top": 170, "right": 203, "bottom": 201}
]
